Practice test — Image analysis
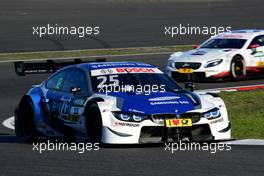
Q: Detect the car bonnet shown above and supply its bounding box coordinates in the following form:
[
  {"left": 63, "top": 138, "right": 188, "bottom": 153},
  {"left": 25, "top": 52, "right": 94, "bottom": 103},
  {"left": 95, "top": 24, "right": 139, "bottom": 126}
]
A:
[{"left": 100, "top": 91, "right": 201, "bottom": 115}]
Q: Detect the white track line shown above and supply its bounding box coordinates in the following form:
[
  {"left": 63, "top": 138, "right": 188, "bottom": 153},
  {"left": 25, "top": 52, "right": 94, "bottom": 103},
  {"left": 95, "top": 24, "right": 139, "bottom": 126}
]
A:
[{"left": 2, "top": 116, "right": 14, "bottom": 130}]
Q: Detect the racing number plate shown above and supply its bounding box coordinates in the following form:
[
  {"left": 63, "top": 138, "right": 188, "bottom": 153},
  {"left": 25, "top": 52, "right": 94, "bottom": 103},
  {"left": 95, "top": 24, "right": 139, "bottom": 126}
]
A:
[
  {"left": 257, "top": 61, "right": 264, "bottom": 67},
  {"left": 165, "top": 118, "right": 192, "bottom": 127},
  {"left": 179, "top": 68, "right": 193, "bottom": 74}
]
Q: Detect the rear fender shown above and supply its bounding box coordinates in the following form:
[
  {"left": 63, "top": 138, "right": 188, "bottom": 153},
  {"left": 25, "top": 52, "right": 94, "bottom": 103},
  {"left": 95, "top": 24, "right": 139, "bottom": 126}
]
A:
[
  {"left": 15, "top": 94, "right": 41, "bottom": 137},
  {"left": 17, "top": 88, "right": 44, "bottom": 123}
]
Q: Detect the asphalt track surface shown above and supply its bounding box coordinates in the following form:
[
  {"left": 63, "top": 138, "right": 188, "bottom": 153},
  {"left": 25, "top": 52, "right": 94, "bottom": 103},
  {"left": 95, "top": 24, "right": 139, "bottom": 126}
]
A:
[
  {"left": 0, "top": 54, "right": 264, "bottom": 176},
  {"left": 0, "top": 0, "right": 264, "bottom": 52},
  {"left": 0, "top": 142, "right": 263, "bottom": 176},
  {"left": 1, "top": 0, "right": 264, "bottom": 175}
]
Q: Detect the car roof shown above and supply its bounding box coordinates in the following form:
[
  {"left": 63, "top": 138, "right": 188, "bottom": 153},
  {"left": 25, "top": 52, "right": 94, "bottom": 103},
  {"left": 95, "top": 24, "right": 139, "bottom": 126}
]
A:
[
  {"left": 214, "top": 29, "right": 264, "bottom": 40},
  {"left": 78, "top": 61, "right": 157, "bottom": 70}
]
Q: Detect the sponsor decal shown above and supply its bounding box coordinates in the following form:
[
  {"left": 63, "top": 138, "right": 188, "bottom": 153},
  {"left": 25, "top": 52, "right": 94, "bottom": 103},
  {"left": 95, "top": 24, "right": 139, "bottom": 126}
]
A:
[
  {"left": 91, "top": 67, "right": 162, "bottom": 76},
  {"left": 100, "top": 69, "right": 114, "bottom": 75},
  {"left": 150, "top": 101, "right": 190, "bottom": 106},
  {"left": 90, "top": 63, "right": 151, "bottom": 69},
  {"left": 116, "top": 67, "right": 158, "bottom": 73},
  {"left": 179, "top": 68, "right": 194, "bottom": 74},
  {"left": 114, "top": 122, "right": 140, "bottom": 127},
  {"left": 218, "top": 34, "right": 244, "bottom": 39},
  {"left": 128, "top": 109, "right": 145, "bottom": 114},
  {"left": 207, "top": 70, "right": 218, "bottom": 72},
  {"left": 149, "top": 96, "right": 180, "bottom": 102},
  {"left": 72, "top": 99, "right": 85, "bottom": 106},
  {"left": 256, "top": 61, "right": 264, "bottom": 67},
  {"left": 191, "top": 51, "right": 207, "bottom": 55},
  {"left": 209, "top": 117, "right": 224, "bottom": 125},
  {"left": 165, "top": 118, "right": 192, "bottom": 127}
]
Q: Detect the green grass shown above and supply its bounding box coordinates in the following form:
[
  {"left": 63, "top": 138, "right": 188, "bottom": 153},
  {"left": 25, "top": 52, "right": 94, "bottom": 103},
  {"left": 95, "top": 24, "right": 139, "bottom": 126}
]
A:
[
  {"left": 0, "top": 45, "right": 193, "bottom": 62},
  {"left": 220, "top": 90, "right": 264, "bottom": 139}
]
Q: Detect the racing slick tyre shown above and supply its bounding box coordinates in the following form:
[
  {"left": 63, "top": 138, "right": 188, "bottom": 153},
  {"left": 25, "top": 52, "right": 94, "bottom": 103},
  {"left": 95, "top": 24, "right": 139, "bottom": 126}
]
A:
[
  {"left": 230, "top": 56, "right": 246, "bottom": 81},
  {"left": 17, "top": 100, "right": 38, "bottom": 142},
  {"left": 85, "top": 104, "right": 102, "bottom": 143}
]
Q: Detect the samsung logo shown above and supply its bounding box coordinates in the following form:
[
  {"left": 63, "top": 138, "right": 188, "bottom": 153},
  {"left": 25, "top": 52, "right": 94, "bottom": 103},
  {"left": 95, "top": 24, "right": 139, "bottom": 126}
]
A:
[{"left": 149, "top": 96, "right": 180, "bottom": 101}]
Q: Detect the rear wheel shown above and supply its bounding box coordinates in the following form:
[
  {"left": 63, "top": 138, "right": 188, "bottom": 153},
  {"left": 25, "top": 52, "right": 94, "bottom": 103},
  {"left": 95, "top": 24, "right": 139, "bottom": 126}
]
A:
[
  {"left": 86, "top": 105, "right": 102, "bottom": 143},
  {"left": 230, "top": 56, "right": 246, "bottom": 80}
]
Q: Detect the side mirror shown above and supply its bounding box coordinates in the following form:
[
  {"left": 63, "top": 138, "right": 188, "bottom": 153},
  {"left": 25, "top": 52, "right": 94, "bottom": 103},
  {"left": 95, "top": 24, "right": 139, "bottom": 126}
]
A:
[
  {"left": 185, "top": 82, "right": 195, "bottom": 91},
  {"left": 248, "top": 44, "right": 259, "bottom": 49},
  {"left": 71, "top": 87, "right": 82, "bottom": 96},
  {"left": 193, "top": 44, "right": 200, "bottom": 49},
  {"left": 248, "top": 44, "right": 260, "bottom": 54},
  {"left": 248, "top": 44, "right": 260, "bottom": 52}
]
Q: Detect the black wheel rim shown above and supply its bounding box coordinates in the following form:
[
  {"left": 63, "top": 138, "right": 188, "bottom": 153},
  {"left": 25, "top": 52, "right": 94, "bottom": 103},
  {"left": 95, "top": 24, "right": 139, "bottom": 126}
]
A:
[{"left": 233, "top": 59, "right": 244, "bottom": 78}]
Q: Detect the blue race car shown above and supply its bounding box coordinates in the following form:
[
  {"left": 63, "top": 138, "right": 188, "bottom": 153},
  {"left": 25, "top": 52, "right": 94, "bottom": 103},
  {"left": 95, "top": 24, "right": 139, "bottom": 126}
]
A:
[{"left": 14, "top": 59, "right": 231, "bottom": 144}]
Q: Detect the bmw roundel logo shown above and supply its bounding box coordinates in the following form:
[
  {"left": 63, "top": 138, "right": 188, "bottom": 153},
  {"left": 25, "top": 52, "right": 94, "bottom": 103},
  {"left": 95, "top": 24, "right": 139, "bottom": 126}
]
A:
[
  {"left": 182, "top": 63, "right": 190, "bottom": 67},
  {"left": 100, "top": 69, "right": 113, "bottom": 74}
]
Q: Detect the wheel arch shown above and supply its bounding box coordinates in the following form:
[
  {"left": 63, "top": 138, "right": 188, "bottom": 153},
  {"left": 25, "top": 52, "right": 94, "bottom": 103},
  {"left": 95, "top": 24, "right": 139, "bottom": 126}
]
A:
[
  {"left": 228, "top": 54, "right": 245, "bottom": 67},
  {"left": 232, "top": 54, "right": 244, "bottom": 61},
  {"left": 20, "top": 93, "right": 42, "bottom": 117},
  {"left": 83, "top": 97, "right": 104, "bottom": 115},
  {"left": 15, "top": 95, "right": 36, "bottom": 137},
  {"left": 15, "top": 93, "right": 43, "bottom": 129},
  {"left": 83, "top": 97, "right": 104, "bottom": 142}
]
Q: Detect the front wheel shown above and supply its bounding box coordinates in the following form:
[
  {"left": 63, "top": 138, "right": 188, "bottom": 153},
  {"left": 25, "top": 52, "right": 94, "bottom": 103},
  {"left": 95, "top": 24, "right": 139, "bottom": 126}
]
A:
[
  {"left": 230, "top": 56, "right": 246, "bottom": 80},
  {"left": 85, "top": 105, "right": 102, "bottom": 143},
  {"left": 18, "top": 100, "right": 38, "bottom": 142}
]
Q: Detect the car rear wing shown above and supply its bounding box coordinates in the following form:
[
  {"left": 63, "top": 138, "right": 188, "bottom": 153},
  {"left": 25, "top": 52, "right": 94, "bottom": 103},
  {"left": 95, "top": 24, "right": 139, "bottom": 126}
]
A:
[{"left": 14, "top": 58, "right": 106, "bottom": 76}]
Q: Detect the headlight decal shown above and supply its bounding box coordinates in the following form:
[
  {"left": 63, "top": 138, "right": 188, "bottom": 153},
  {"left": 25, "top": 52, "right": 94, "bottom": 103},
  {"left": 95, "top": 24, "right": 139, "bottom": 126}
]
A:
[
  {"left": 202, "top": 107, "right": 221, "bottom": 119},
  {"left": 112, "top": 111, "right": 150, "bottom": 122},
  {"left": 204, "top": 59, "right": 223, "bottom": 68}
]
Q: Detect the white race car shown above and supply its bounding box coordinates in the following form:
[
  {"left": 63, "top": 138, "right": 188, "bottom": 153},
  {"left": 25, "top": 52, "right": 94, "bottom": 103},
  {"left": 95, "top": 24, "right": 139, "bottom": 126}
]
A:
[{"left": 165, "top": 29, "right": 264, "bottom": 81}]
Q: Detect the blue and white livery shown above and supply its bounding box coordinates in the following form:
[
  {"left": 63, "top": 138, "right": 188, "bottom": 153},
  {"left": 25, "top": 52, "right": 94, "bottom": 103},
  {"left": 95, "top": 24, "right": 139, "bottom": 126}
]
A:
[{"left": 15, "top": 61, "right": 231, "bottom": 144}]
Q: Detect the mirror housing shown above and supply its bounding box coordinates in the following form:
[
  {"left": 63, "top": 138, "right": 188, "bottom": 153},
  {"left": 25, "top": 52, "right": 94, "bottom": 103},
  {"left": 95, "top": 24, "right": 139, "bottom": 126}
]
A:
[
  {"left": 71, "top": 87, "right": 82, "bottom": 96},
  {"left": 185, "top": 82, "right": 195, "bottom": 91},
  {"left": 248, "top": 44, "right": 259, "bottom": 54},
  {"left": 248, "top": 44, "right": 259, "bottom": 49},
  {"left": 193, "top": 44, "right": 200, "bottom": 49}
]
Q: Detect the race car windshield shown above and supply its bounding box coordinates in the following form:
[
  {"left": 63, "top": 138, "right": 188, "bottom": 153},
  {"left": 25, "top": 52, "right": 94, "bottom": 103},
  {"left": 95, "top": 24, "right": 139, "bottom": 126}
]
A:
[
  {"left": 200, "top": 38, "right": 246, "bottom": 49},
  {"left": 91, "top": 73, "right": 182, "bottom": 93}
]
